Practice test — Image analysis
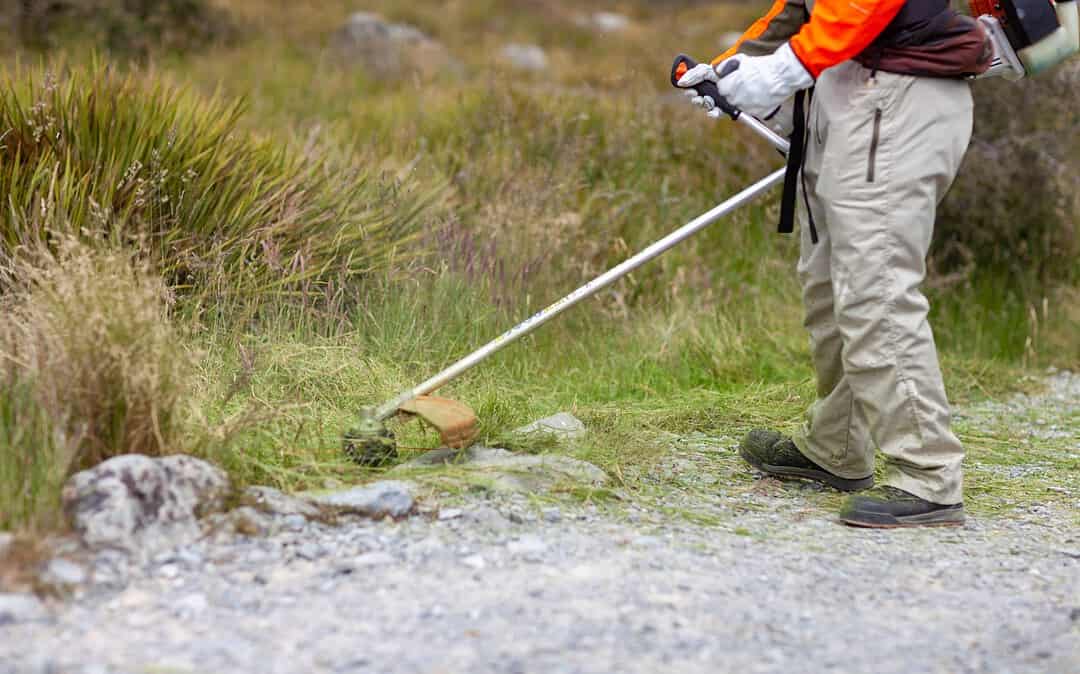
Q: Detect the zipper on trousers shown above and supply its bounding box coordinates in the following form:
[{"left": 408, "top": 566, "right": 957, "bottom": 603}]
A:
[{"left": 867, "top": 108, "right": 882, "bottom": 183}]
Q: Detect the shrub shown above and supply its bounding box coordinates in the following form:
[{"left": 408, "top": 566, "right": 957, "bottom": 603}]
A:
[
  {"left": 935, "top": 63, "right": 1080, "bottom": 293},
  {"left": 10, "top": 0, "right": 234, "bottom": 56},
  {"left": 0, "top": 240, "right": 190, "bottom": 529},
  {"left": 0, "top": 64, "right": 436, "bottom": 303}
]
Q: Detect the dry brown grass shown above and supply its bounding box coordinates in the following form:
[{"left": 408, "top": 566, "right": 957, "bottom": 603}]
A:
[{"left": 0, "top": 239, "right": 194, "bottom": 529}]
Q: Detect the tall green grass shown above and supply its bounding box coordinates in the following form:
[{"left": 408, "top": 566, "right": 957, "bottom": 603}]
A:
[{"left": 0, "top": 62, "right": 437, "bottom": 304}]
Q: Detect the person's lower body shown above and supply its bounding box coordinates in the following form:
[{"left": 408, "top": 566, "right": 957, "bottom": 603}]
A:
[{"left": 743, "top": 62, "right": 973, "bottom": 527}]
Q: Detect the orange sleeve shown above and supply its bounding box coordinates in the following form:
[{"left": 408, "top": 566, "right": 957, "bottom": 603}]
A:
[
  {"left": 711, "top": 0, "right": 794, "bottom": 66},
  {"left": 789, "top": 0, "right": 907, "bottom": 77},
  {"left": 711, "top": 0, "right": 907, "bottom": 79}
]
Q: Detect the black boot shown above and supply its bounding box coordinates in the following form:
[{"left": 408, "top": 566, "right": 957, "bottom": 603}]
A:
[
  {"left": 839, "top": 486, "right": 964, "bottom": 528},
  {"left": 739, "top": 429, "right": 873, "bottom": 492}
]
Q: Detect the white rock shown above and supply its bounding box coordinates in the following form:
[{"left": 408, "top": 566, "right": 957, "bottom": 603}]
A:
[
  {"left": 173, "top": 593, "right": 209, "bottom": 617},
  {"left": 62, "top": 454, "right": 229, "bottom": 560},
  {"left": 438, "top": 508, "right": 464, "bottom": 521},
  {"left": 0, "top": 593, "right": 48, "bottom": 625},
  {"left": 501, "top": 43, "right": 549, "bottom": 72},
  {"left": 507, "top": 535, "right": 548, "bottom": 557},
  {"left": 332, "top": 12, "right": 456, "bottom": 79},
  {"left": 41, "top": 558, "right": 87, "bottom": 587},
  {"left": 243, "top": 486, "right": 322, "bottom": 519},
  {"left": 461, "top": 554, "right": 487, "bottom": 570},
  {"left": 590, "top": 12, "right": 631, "bottom": 33},
  {"left": 311, "top": 481, "right": 415, "bottom": 519},
  {"left": 354, "top": 552, "right": 396, "bottom": 567},
  {"left": 513, "top": 412, "right": 587, "bottom": 441},
  {"left": 542, "top": 507, "right": 562, "bottom": 524}
]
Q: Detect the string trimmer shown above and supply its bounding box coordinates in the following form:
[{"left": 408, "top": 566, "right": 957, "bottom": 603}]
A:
[{"left": 342, "top": 56, "right": 791, "bottom": 466}]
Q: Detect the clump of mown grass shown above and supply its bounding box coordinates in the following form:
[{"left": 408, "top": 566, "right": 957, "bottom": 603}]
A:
[
  {"left": 0, "top": 239, "right": 192, "bottom": 530},
  {"left": 0, "top": 63, "right": 436, "bottom": 306}
]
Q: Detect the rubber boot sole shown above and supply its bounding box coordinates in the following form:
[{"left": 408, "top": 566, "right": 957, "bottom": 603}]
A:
[
  {"left": 739, "top": 447, "right": 873, "bottom": 492},
  {"left": 839, "top": 507, "right": 965, "bottom": 529}
]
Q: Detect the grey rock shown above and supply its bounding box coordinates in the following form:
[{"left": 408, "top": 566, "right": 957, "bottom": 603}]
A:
[
  {"left": 0, "top": 593, "right": 48, "bottom": 625},
  {"left": 438, "top": 508, "right": 464, "bottom": 521},
  {"left": 354, "top": 552, "right": 396, "bottom": 567},
  {"left": 461, "top": 554, "right": 486, "bottom": 570},
  {"left": 507, "top": 535, "right": 548, "bottom": 561},
  {"left": 173, "top": 592, "right": 209, "bottom": 617},
  {"left": 0, "top": 532, "right": 12, "bottom": 555},
  {"left": 295, "top": 543, "right": 325, "bottom": 561},
  {"left": 331, "top": 12, "right": 456, "bottom": 79},
  {"left": 243, "top": 486, "right": 322, "bottom": 520},
  {"left": 501, "top": 44, "right": 549, "bottom": 72},
  {"left": 542, "top": 507, "right": 562, "bottom": 524},
  {"left": 62, "top": 454, "right": 229, "bottom": 559},
  {"left": 513, "top": 412, "right": 587, "bottom": 441},
  {"left": 41, "top": 558, "right": 87, "bottom": 587},
  {"left": 467, "top": 453, "right": 608, "bottom": 493},
  {"left": 282, "top": 514, "right": 309, "bottom": 532},
  {"left": 311, "top": 481, "right": 415, "bottom": 519},
  {"left": 583, "top": 12, "right": 631, "bottom": 33}
]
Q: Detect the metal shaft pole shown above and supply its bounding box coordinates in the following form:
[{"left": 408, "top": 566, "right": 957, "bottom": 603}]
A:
[{"left": 374, "top": 164, "right": 788, "bottom": 420}]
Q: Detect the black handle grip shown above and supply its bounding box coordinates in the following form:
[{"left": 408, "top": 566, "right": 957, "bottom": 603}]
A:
[{"left": 671, "top": 54, "right": 741, "bottom": 120}]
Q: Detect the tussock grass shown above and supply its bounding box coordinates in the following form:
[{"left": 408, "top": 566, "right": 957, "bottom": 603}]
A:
[
  {"left": 0, "top": 240, "right": 192, "bottom": 530},
  {"left": 0, "top": 63, "right": 436, "bottom": 304}
]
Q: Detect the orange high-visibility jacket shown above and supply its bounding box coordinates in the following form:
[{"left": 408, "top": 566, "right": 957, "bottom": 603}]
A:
[{"left": 712, "top": 0, "right": 907, "bottom": 78}]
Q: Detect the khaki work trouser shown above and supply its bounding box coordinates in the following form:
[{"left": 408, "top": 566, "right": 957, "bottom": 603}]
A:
[{"left": 792, "top": 61, "right": 973, "bottom": 505}]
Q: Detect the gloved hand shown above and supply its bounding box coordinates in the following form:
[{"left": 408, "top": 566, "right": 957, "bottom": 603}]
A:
[
  {"left": 678, "top": 43, "right": 813, "bottom": 119},
  {"left": 677, "top": 62, "right": 724, "bottom": 116},
  {"left": 717, "top": 44, "right": 813, "bottom": 117}
]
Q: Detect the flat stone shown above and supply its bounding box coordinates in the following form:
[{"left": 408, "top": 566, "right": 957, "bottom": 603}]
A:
[
  {"left": 438, "top": 508, "right": 464, "bottom": 521},
  {"left": 242, "top": 486, "right": 322, "bottom": 519},
  {"left": 507, "top": 535, "right": 548, "bottom": 560},
  {"left": 542, "top": 507, "right": 562, "bottom": 524},
  {"left": 354, "top": 552, "right": 396, "bottom": 567},
  {"left": 467, "top": 453, "right": 608, "bottom": 494},
  {"left": 310, "top": 481, "right": 415, "bottom": 519},
  {"left": 0, "top": 593, "right": 48, "bottom": 625},
  {"left": 461, "top": 554, "right": 486, "bottom": 570},
  {"left": 513, "top": 413, "right": 587, "bottom": 441}
]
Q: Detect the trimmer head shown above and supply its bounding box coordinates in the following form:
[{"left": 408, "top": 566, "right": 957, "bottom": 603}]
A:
[
  {"left": 342, "top": 397, "right": 479, "bottom": 466},
  {"left": 342, "top": 408, "right": 398, "bottom": 467}
]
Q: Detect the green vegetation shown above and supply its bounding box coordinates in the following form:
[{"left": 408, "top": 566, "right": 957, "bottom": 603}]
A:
[{"left": 0, "top": 0, "right": 1077, "bottom": 531}]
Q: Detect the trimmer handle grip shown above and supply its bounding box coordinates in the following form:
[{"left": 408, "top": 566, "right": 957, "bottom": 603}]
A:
[{"left": 671, "top": 54, "right": 741, "bottom": 120}]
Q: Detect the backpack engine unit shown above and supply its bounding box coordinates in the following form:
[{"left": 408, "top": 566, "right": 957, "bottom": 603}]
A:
[{"left": 974, "top": 0, "right": 1080, "bottom": 78}]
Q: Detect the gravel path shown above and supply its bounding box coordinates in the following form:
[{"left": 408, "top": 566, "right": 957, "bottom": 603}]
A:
[{"left": 3, "top": 375, "right": 1079, "bottom": 674}]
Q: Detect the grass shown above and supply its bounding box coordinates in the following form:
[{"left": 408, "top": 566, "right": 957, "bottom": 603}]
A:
[{"left": 0, "top": 0, "right": 1077, "bottom": 533}]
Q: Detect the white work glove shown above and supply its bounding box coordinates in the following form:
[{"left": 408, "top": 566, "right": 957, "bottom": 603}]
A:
[{"left": 679, "top": 43, "right": 813, "bottom": 119}]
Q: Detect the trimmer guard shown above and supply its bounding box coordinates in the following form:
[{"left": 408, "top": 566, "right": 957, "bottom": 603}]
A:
[{"left": 398, "top": 396, "right": 479, "bottom": 449}]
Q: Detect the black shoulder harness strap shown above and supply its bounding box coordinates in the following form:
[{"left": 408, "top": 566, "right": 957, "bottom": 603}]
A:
[{"left": 778, "top": 88, "right": 818, "bottom": 244}]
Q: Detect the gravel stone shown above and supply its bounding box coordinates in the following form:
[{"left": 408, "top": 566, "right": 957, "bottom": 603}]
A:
[
  {"left": 40, "top": 558, "right": 87, "bottom": 587},
  {"left": 542, "top": 507, "right": 562, "bottom": 523},
  {"left": 438, "top": 508, "right": 464, "bottom": 521},
  {"left": 0, "top": 594, "right": 48, "bottom": 625},
  {"left": 310, "top": 481, "right": 415, "bottom": 519}
]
